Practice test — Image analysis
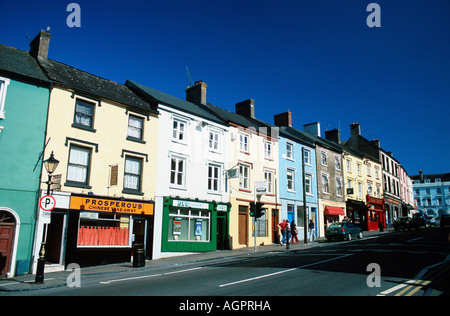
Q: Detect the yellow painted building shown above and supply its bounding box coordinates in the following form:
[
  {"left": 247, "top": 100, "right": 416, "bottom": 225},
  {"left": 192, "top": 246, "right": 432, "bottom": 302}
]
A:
[{"left": 32, "top": 50, "right": 159, "bottom": 271}]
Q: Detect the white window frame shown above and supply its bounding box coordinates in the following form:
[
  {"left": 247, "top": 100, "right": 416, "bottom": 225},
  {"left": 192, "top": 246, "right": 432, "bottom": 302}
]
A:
[
  {"left": 321, "top": 150, "right": 328, "bottom": 166},
  {"left": 322, "top": 173, "right": 330, "bottom": 194},
  {"left": 208, "top": 130, "right": 220, "bottom": 152},
  {"left": 336, "top": 176, "right": 343, "bottom": 196},
  {"left": 264, "top": 169, "right": 274, "bottom": 194},
  {"left": 239, "top": 164, "right": 250, "bottom": 190},
  {"left": 172, "top": 118, "right": 187, "bottom": 143},
  {"left": 335, "top": 155, "right": 341, "bottom": 171},
  {"left": 0, "top": 77, "right": 10, "bottom": 120},
  {"left": 305, "top": 173, "right": 312, "bottom": 195},
  {"left": 239, "top": 133, "right": 249, "bottom": 153},
  {"left": 286, "top": 142, "right": 294, "bottom": 160},
  {"left": 207, "top": 163, "right": 221, "bottom": 193},
  {"left": 287, "top": 169, "right": 295, "bottom": 192},
  {"left": 170, "top": 155, "right": 186, "bottom": 188},
  {"left": 264, "top": 141, "right": 272, "bottom": 159},
  {"left": 304, "top": 149, "right": 311, "bottom": 165}
]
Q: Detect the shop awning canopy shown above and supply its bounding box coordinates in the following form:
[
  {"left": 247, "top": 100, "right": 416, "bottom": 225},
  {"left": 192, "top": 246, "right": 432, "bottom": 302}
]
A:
[{"left": 324, "top": 206, "right": 345, "bottom": 216}]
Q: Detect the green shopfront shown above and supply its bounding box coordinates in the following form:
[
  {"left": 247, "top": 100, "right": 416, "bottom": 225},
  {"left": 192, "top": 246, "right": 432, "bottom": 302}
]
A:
[{"left": 161, "top": 197, "right": 230, "bottom": 253}]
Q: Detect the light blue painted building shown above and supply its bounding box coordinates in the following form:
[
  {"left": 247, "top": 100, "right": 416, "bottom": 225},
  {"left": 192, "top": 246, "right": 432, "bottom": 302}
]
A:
[
  {"left": 411, "top": 171, "right": 450, "bottom": 221},
  {"left": 274, "top": 112, "right": 319, "bottom": 241}
]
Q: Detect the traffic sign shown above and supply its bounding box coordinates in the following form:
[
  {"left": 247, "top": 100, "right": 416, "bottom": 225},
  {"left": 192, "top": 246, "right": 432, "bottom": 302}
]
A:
[{"left": 40, "top": 195, "right": 56, "bottom": 212}]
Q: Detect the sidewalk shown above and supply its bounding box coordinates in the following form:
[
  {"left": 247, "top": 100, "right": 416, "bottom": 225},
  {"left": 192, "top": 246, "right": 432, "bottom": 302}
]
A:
[{"left": 0, "top": 228, "right": 393, "bottom": 292}]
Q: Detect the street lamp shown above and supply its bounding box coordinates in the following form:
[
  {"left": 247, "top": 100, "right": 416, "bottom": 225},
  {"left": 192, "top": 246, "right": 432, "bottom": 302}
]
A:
[{"left": 35, "top": 151, "right": 59, "bottom": 284}]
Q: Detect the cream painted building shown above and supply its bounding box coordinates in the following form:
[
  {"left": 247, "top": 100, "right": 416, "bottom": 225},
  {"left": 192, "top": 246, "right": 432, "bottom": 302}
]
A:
[
  {"left": 31, "top": 40, "right": 159, "bottom": 272},
  {"left": 204, "top": 100, "right": 280, "bottom": 249}
]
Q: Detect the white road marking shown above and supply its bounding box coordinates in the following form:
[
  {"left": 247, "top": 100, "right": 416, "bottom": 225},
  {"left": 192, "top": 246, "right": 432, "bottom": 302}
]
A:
[{"left": 219, "top": 254, "right": 353, "bottom": 288}]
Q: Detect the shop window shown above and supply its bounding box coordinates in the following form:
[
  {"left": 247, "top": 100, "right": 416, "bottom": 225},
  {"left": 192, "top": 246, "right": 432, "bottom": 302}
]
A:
[
  {"left": 168, "top": 208, "right": 210, "bottom": 242},
  {"left": 77, "top": 213, "right": 130, "bottom": 247}
]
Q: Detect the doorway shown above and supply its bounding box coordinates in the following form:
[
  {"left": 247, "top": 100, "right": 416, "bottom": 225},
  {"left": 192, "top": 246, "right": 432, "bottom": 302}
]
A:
[
  {"left": 216, "top": 211, "right": 229, "bottom": 250},
  {"left": 238, "top": 205, "right": 248, "bottom": 245},
  {"left": 0, "top": 223, "right": 15, "bottom": 278}
]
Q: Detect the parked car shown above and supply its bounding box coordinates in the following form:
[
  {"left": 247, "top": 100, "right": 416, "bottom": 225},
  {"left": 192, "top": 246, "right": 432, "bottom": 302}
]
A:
[
  {"left": 427, "top": 215, "right": 436, "bottom": 226},
  {"left": 412, "top": 213, "right": 428, "bottom": 228},
  {"left": 326, "top": 222, "right": 363, "bottom": 241},
  {"left": 440, "top": 214, "right": 450, "bottom": 228},
  {"left": 393, "top": 217, "right": 413, "bottom": 231}
]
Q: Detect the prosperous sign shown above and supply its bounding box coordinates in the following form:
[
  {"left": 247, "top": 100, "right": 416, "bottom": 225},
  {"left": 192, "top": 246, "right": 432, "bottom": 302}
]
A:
[{"left": 70, "top": 196, "right": 153, "bottom": 215}]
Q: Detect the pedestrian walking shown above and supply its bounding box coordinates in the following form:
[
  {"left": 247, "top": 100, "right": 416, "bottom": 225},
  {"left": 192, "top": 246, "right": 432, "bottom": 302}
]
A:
[
  {"left": 308, "top": 219, "right": 315, "bottom": 242},
  {"left": 291, "top": 220, "right": 299, "bottom": 243},
  {"left": 278, "top": 219, "right": 289, "bottom": 245}
]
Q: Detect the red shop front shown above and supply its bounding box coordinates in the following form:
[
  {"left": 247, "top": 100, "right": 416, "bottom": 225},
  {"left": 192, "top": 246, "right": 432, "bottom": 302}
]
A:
[{"left": 366, "top": 195, "right": 386, "bottom": 231}]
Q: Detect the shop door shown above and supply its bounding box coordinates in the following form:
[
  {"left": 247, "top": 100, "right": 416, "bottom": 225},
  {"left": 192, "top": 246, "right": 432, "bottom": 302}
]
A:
[
  {"left": 46, "top": 212, "right": 66, "bottom": 264},
  {"left": 216, "top": 212, "right": 229, "bottom": 250},
  {"left": 238, "top": 206, "right": 248, "bottom": 245},
  {"left": 0, "top": 223, "right": 15, "bottom": 278},
  {"left": 133, "top": 218, "right": 146, "bottom": 244},
  {"left": 272, "top": 209, "right": 279, "bottom": 244}
]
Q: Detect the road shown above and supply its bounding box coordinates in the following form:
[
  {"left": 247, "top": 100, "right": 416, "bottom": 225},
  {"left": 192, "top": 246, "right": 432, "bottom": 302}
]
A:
[{"left": 5, "top": 227, "right": 450, "bottom": 299}]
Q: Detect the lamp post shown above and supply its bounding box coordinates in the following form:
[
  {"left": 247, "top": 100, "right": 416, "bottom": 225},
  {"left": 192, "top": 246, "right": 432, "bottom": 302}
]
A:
[{"left": 35, "top": 151, "right": 59, "bottom": 284}]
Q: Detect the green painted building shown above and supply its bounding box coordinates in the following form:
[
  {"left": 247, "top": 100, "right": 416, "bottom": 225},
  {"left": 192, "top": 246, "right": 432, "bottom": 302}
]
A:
[{"left": 0, "top": 40, "right": 51, "bottom": 277}]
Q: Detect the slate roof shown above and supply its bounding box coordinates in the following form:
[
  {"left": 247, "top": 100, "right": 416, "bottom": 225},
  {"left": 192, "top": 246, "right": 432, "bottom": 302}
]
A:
[
  {"left": 278, "top": 125, "right": 316, "bottom": 147},
  {"left": 411, "top": 173, "right": 450, "bottom": 183},
  {"left": 37, "top": 58, "right": 157, "bottom": 114},
  {"left": 202, "top": 101, "right": 279, "bottom": 138},
  {"left": 0, "top": 44, "right": 49, "bottom": 84},
  {"left": 126, "top": 80, "right": 226, "bottom": 125}
]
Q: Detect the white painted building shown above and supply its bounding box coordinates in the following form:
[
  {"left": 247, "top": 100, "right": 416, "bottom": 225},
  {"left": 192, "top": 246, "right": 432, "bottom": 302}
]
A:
[{"left": 127, "top": 80, "right": 230, "bottom": 259}]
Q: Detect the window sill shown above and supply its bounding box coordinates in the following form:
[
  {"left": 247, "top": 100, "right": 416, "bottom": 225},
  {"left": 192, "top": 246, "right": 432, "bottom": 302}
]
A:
[
  {"left": 122, "top": 189, "right": 144, "bottom": 196},
  {"left": 72, "top": 123, "right": 96, "bottom": 133},
  {"left": 65, "top": 181, "right": 92, "bottom": 189}
]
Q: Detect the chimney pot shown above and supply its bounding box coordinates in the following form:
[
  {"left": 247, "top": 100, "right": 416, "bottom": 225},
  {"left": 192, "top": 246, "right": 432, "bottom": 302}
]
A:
[{"left": 350, "top": 122, "right": 361, "bottom": 137}]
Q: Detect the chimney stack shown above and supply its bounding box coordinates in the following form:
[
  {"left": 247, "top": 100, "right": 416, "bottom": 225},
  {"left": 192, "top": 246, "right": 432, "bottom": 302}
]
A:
[
  {"left": 371, "top": 139, "right": 380, "bottom": 148},
  {"left": 350, "top": 122, "right": 361, "bottom": 138},
  {"left": 235, "top": 99, "right": 255, "bottom": 119},
  {"left": 186, "top": 81, "right": 207, "bottom": 105},
  {"left": 274, "top": 111, "right": 292, "bottom": 127},
  {"left": 304, "top": 122, "right": 321, "bottom": 137},
  {"left": 325, "top": 128, "right": 341, "bottom": 144},
  {"left": 29, "top": 30, "right": 51, "bottom": 60}
]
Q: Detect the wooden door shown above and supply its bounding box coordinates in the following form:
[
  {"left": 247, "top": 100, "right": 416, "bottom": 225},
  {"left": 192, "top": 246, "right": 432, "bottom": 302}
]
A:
[
  {"left": 238, "top": 205, "right": 248, "bottom": 245},
  {"left": 0, "top": 223, "right": 15, "bottom": 278}
]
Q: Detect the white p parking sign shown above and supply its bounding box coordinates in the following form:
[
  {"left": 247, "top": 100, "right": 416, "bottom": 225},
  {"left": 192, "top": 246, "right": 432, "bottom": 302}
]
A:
[{"left": 40, "top": 195, "right": 56, "bottom": 212}]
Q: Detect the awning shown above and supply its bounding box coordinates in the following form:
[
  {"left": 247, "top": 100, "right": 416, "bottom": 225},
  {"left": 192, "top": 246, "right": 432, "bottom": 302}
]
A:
[{"left": 324, "top": 206, "right": 345, "bottom": 216}]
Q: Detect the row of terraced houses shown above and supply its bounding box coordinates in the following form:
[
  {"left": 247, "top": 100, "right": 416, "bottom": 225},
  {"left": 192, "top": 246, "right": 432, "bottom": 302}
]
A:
[{"left": 1, "top": 31, "right": 419, "bottom": 277}]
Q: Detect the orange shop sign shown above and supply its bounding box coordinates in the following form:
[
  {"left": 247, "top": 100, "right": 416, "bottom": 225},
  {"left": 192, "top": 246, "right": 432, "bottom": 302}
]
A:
[{"left": 70, "top": 196, "right": 153, "bottom": 215}]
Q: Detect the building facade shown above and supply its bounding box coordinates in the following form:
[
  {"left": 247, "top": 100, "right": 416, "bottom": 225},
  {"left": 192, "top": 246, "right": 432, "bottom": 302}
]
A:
[
  {"left": 0, "top": 41, "right": 51, "bottom": 277},
  {"left": 204, "top": 99, "right": 280, "bottom": 249},
  {"left": 31, "top": 31, "right": 159, "bottom": 273},
  {"left": 411, "top": 171, "right": 450, "bottom": 218},
  {"left": 127, "top": 80, "right": 231, "bottom": 258},
  {"left": 274, "top": 112, "right": 319, "bottom": 241},
  {"left": 304, "top": 123, "right": 345, "bottom": 237}
]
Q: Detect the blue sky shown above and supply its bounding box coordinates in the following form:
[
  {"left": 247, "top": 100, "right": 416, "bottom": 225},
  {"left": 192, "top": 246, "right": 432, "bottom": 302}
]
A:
[{"left": 2, "top": 0, "right": 449, "bottom": 175}]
